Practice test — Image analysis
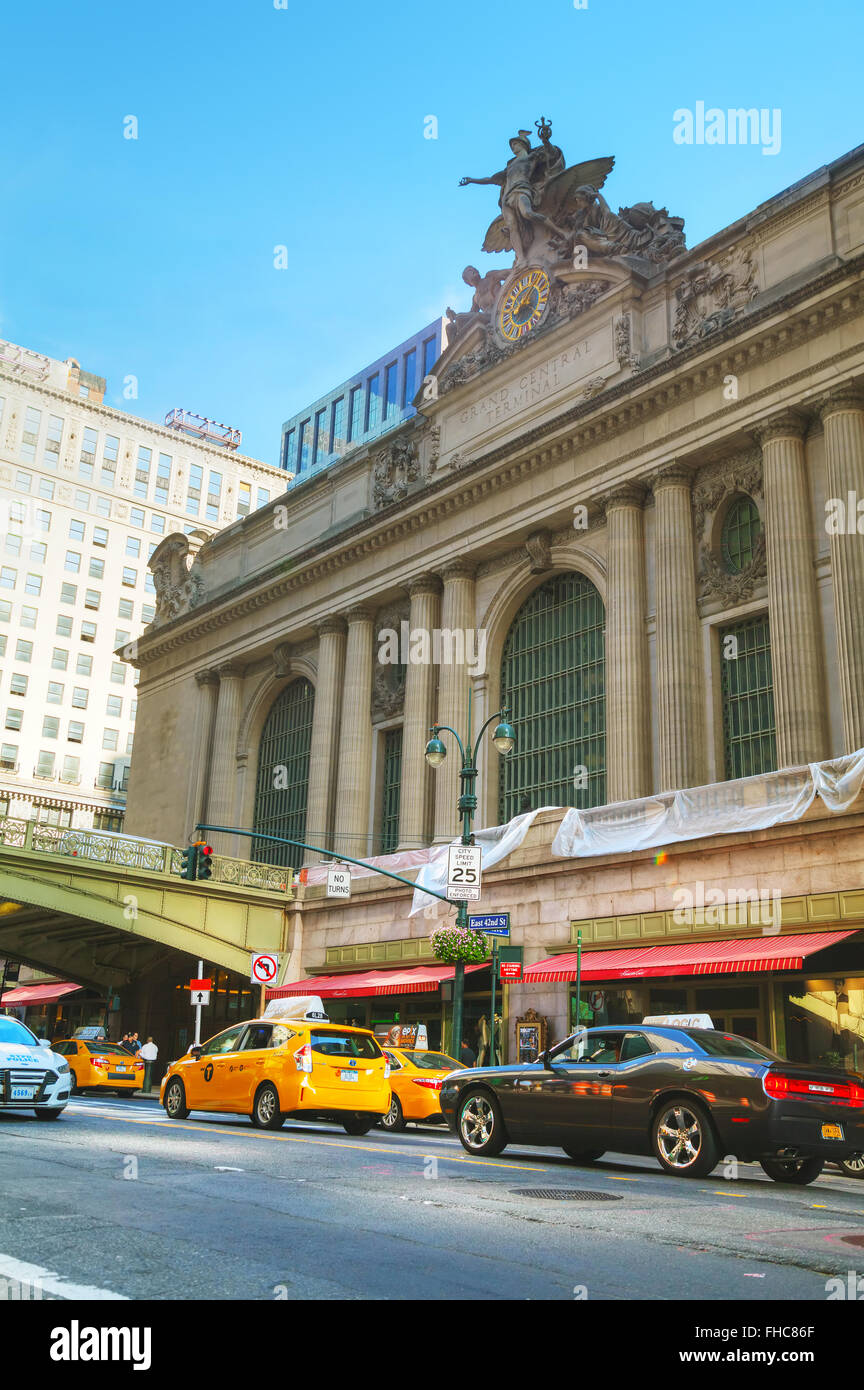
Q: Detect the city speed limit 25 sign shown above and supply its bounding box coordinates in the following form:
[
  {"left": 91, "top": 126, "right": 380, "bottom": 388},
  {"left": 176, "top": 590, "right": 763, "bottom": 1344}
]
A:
[
  {"left": 250, "top": 952, "right": 279, "bottom": 985},
  {"left": 447, "top": 844, "right": 482, "bottom": 901}
]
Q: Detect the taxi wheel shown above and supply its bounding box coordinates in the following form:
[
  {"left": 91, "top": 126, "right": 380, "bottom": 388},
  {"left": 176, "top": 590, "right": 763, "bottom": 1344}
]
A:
[
  {"left": 163, "top": 1078, "right": 189, "bottom": 1120},
  {"left": 457, "top": 1088, "right": 508, "bottom": 1157},
  {"left": 343, "top": 1113, "right": 375, "bottom": 1135},
  {"left": 252, "top": 1083, "right": 285, "bottom": 1130},
  {"left": 760, "top": 1156, "right": 825, "bottom": 1185},
  {"left": 380, "top": 1094, "right": 406, "bottom": 1133}
]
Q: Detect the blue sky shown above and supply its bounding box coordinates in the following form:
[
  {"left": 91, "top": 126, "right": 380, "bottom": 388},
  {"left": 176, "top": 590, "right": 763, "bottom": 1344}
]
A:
[{"left": 1, "top": 0, "right": 861, "bottom": 466}]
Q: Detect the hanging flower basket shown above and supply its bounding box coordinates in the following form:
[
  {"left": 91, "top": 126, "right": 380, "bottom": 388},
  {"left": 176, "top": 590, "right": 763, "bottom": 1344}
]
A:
[{"left": 430, "top": 924, "right": 488, "bottom": 965}]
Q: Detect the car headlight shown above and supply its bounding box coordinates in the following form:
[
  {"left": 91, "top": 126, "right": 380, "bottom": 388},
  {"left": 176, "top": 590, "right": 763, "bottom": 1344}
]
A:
[{"left": 55, "top": 1061, "right": 70, "bottom": 1074}]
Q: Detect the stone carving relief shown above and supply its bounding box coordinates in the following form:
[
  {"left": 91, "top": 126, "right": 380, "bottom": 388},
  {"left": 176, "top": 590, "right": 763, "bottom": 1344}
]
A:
[
  {"left": 693, "top": 450, "right": 766, "bottom": 603},
  {"left": 149, "top": 532, "right": 205, "bottom": 628},
  {"left": 614, "top": 312, "right": 640, "bottom": 370},
  {"left": 372, "top": 436, "right": 426, "bottom": 510},
  {"left": 672, "top": 246, "right": 758, "bottom": 349},
  {"left": 525, "top": 530, "right": 552, "bottom": 573},
  {"left": 372, "top": 600, "right": 410, "bottom": 717},
  {"left": 273, "top": 642, "right": 293, "bottom": 677}
]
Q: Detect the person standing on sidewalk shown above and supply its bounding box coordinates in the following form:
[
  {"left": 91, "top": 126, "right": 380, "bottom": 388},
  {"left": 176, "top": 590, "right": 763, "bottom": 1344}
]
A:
[{"left": 138, "top": 1036, "right": 158, "bottom": 1093}]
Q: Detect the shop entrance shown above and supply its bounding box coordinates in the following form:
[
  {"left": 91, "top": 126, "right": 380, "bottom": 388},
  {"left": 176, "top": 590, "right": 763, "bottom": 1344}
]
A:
[{"left": 572, "top": 979, "right": 769, "bottom": 1045}]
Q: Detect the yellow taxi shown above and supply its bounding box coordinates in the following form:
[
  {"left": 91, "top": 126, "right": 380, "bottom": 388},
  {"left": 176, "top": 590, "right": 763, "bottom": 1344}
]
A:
[
  {"left": 53, "top": 1038, "right": 143, "bottom": 1094},
  {"left": 160, "top": 997, "right": 391, "bottom": 1134},
  {"left": 379, "top": 1047, "right": 465, "bottom": 1132}
]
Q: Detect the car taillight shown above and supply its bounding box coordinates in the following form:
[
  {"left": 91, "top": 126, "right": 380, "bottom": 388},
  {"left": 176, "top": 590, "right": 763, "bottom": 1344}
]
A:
[
  {"left": 383, "top": 1060, "right": 390, "bottom": 1079},
  {"left": 411, "top": 1077, "right": 443, "bottom": 1091},
  {"left": 764, "top": 1071, "right": 864, "bottom": 1106},
  {"left": 135, "top": 1061, "right": 144, "bottom": 1070},
  {"left": 294, "top": 1043, "right": 313, "bottom": 1074},
  {"left": 92, "top": 1056, "right": 108, "bottom": 1067}
]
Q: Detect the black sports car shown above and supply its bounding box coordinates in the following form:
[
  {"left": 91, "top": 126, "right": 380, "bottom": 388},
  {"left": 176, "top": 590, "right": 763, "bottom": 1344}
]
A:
[{"left": 439, "top": 1024, "right": 864, "bottom": 1184}]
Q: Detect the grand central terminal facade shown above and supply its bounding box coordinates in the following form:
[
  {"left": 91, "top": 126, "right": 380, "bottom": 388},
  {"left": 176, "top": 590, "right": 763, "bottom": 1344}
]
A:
[{"left": 126, "top": 127, "right": 864, "bottom": 1068}]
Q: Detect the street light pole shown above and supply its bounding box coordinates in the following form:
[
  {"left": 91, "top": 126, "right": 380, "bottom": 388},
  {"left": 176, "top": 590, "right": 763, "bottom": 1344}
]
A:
[{"left": 425, "top": 690, "right": 515, "bottom": 1060}]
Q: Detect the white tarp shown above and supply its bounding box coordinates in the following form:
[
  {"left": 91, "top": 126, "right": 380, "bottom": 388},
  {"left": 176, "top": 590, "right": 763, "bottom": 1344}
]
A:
[{"left": 409, "top": 808, "right": 551, "bottom": 916}]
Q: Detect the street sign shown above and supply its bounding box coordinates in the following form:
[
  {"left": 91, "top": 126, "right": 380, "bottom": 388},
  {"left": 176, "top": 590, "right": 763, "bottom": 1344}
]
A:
[
  {"left": 191, "top": 989, "right": 211, "bottom": 1006},
  {"left": 468, "top": 912, "right": 510, "bottom": 937},
  {"left": 250, "top": 952, "right": 279, "bottom": 985},
  {"left": 190, "top": 977, "right": 211, "bottom": 992},
  {"left": 499, "top": 961, "right": 522, "bottom": 981},
  {"left": 447, "top": 844, "right": 482, "bottom": 901},
  {"left": 326, "top": 867, "right": 352, "bottom": 899}
]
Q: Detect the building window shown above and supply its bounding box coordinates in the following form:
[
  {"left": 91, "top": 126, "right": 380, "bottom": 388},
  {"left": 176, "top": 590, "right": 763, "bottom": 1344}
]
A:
[
  {"left": 52, "top": 648, "right": 69, "bottom": 671},
  {"left": 80, "top": 427, "right": 98, "bottom": 479},
  {"left": 14, "top": 639, "right": 32, "bottom": 663},
  {"left": 60, "top": 583, "right": 77, "bottom": 605},
  {"left": 151, "top": 513, "right": 165, "bottom": 534},
  {"left": 720, "top": 614, "right": 777, "bottom": 780},
  {"left": 0, "top": 567, "right": 16, "bottom": 589},
  {"left": 9, "top": 674, "right": 28, "bottom": 696},
  {"left": 42, "top": 716, "right": 60, "bottom": 739},
  {"left": 313, "top": 409, "right": 328, "bottom": 465},
  {"left": 135, "top": 446, "right": 152, "bottom": 498},
  {"left": 35, "top": 750, "right": 55, "bottom": 779},
  {"left": 5, "top": 708, "right": 23, "bottom": 731},
  {"left": 110, "top": 662, "right": 125, "bottom": 684},
  {"left": 383, "top": 362, "right": 399, "bottom": 421},
  {"left": 74, "top": 489, "right": 90, "bottom": 511},
  {"left": 93, "top": 809, "right": 123, "bottom": 830},
  {"left": 126, "top": 537, "right": 141, "bottom": 558},
  {"left": 118, "top": 598, "right": 134, "bottom": 619},
  {"left": 81, "top": 622, "right": 97, "bottom": 643},
  {"left": 106, "top": 695, "right": 122, "bottom": 718},
  {"left": 24, "top": 573, "right": 42, "bottom": 597},
  {"left": 20, "top": 605, "right": 37, "bottom": 629},
  {"left": 43, "top": 414, "right": 63, "bottom": 469},
  {"left": 93, "top": 526, "right": 109, "bottom": 548},
  {"left": 330, "top": 398, "right": 346, "bottom": 455},
  {"left": 499, "top": 573, "right": 606, "bottom": 821},
  {"left": 84, "top": 589, "right": 100, "bottom": 611},
  {"left": 102, "top": 434, "right": 119, "bottom": 486},
  {"left": 114, "top": 628, "right": 130, "bottom": 647},
  {"left": 96, "top": 496, "right": 111, "bottom": 517},
  {"left": 36, "top": 509, "right": 51, "bottom": 532},
  {"left": 76, "top": 654, "right": 92, "bottom": 676},
  {"left": 47, "top": 682, "right": 64, "bottom": 703},
  {"left": 281, "top": 430, "right": 295, "bottom": 473},
  {"left": 722, "top": 495, "right": 762, "bottom": 573},
  {"left": 252, "top": 678, "right": 314, "bottom": 864},
  {"left": 30, "top": 541, "right": 47, "bottom": 564},
  {"left": 1, "top": 743, "right": 18, "bottom": 770},
  {"left": 39, "top": 478, "right": 55, "bottom": 501},
  {"left": 237, "top": 482, "right": 251, "bottom": 518},
  {"left": 69, "top": 519, "right": 85, "bottom": 541},
  {"left": 423, "top": 335, "right": 437, "bottom": 379},
  {"left": 16, "top": 470, "right": 32, "bottom": 492},
  {"left": 5, "top": 534, "right": 21, "bottom": 558},
  {"left": 72, "top": 687, "right": 88, "bottom": 709},
  {"left": 348, "top": 386, "right": 363, "bottom": 442},
  {"left": 402, "top": 348, "right": 417, "bottom": 407},
  {"left": 89, "top": 557, "right": 105, "bottom": 579},
  {"left": 155, "top": 453, "right": 171, "bottom": 505},
  {"left": 65, "top": 551, "right": 81, "bottom": 573},
  {"left": 365, "top": 373, "right": 381, "bottom": 433},
  {"left": 96, "top": 761, "right": 115, "bottom": 789},
  {"left": 206, "top": 471, "right": 222, "bottom": 523},
  {"left": 379, "top": 726, "right": 403, "bottom": 854},
  {"left": 68, "top": 721, "right": 84, "bottom": 743},
  {"left": 61, "top": 755, "right": 80, "bottom": 784},
  {"left": 20, "top": 407, "right": 41, "bottom": 461},
  {"left": 187, "top": 464, "right": 202, "bottom": 515},
  {"left": 122, "top": 567, "right": 137, "bottom": 587},
  {"left": 297, "top": 421, "right": 310, "bottom": 474},
  {"left": 256, "top": 488, "right": 269, "bottom": 510},
  {"left": 141, "top": 604, "right": 155, "bottom": 623},
  {"left": 56, "top": 614, "right": 73, "bottom": 636},
  {"left": 130, "top": 507, "right": 145, "bottom": 528},
  {"left": 102, "top": 727, "right": 119, "bottom": 751}
]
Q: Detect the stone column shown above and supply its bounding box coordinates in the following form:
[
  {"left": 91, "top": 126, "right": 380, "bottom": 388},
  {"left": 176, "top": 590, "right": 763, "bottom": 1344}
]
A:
[
  {"left": 184, "top": 669, "right": 220, "bottom": 836},
  {"left": 652, "top": 465, "right": 708, "bottom": 790},
  {"left": 820, "top": 385, "right": 864, "bottom": 752},
  {"left": 755, "top": 410, "right": 827, "bottom": 767},
  {"left": 333, "top": 607, "right": 374, "bottom": 859},
  {"left": 398, "top": 574, "right": 441, "bottom": 849},
  {"left": 207, "top": 663, "right": 245, "bottom": 856},
  {"left": 604, "top": 483, "right": 651, "bottom": 801},
  {"left": 434, "top": 559, "right": 476, "bottom": 841},
  {"left": 305, "top": 616, "right": 347, "bottom": 858}
]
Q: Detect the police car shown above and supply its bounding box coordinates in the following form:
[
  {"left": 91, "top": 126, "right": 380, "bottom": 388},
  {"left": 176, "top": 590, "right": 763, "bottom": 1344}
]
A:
[{"left": 0, "top": 1014, "right": 72, "bottom": 1119}]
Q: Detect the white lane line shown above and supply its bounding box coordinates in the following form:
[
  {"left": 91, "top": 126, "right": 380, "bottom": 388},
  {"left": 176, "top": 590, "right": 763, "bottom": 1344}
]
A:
[{"left": 0, "top": 1253, "right": 128, "bottom": 1301}]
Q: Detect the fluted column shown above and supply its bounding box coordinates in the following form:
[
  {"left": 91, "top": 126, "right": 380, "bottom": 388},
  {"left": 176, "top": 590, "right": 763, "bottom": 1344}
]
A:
[
  {"left": 820, "top": 385, "right": 864, "bottom": 752},
  {"left": 306, "top": 616, "right": 347, "bottom": 858},
  {"left": 653, "top": 465, "right": 708, "bottom": 790},
  {"left": 333, "top": 607, "right": 374, "bottom": 859},
  {"left": 434, "top": 559, "right": 476, "bottom": 841},
  {"left": 755, "top": 410, "right": 827, "bottom": 767},
  {"left": 604, "top": 483, "right": 651, "bottom": 801},
  {"left": 184, "top": 669, "right": 220, "bottom": 836},
  {"left": 398, "top": 574, "right": 442, "bottom": 849},
  {"left": 207, "top": 663, "right": 245, "bottom": 855}
]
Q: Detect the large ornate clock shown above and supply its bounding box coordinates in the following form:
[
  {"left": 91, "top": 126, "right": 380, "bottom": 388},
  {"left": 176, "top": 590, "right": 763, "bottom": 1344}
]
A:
[{"left": 497, "top": 267, "right": 551, "bottom": 342}]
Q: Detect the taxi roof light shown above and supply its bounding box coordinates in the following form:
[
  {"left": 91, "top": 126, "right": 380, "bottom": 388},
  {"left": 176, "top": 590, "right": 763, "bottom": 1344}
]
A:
[{"left": 263, "top": 995, "right": 329, "bottom": 1023}]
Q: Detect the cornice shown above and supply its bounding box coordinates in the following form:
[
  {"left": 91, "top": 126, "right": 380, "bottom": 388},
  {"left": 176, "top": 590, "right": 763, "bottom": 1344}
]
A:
[{"left": 134, "top": 256, "right": 864, "bottom": 667}]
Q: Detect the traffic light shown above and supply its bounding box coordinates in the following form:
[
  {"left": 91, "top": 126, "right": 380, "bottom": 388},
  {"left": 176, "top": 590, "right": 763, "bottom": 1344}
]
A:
[
  {"left": 196, "top": 842, "right": 213, "bottom": 880},
  {"left": 180, "top": 846, "right": 197, "bottom": 881}
]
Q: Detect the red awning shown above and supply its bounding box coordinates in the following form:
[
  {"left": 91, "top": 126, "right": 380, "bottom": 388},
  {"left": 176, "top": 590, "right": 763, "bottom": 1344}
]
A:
[
  {"left": 523, "top": 930, "right": 860, "bottom": 983},
  {"left": 0, "top": 982, "right": 83, "bottom": 1006},
  {"left": 268, "top": 962, "right": 487, "bottom": 1000}
]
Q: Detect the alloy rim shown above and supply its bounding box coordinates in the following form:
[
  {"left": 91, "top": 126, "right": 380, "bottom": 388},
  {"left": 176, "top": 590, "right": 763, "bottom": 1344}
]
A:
[
  {"left": 461, "top": 1095, "right": 494, "bottom": 1149},
  {"left": 842, "top": 1154, "right": 864, "bottom": 1173},
  {"left": 657, "top": 1105, "right": 703, "bottom": 1168},
  {"left": 383, "top": 1097, "right": 399, "bottom": 1128},
  {"left": 258, "top": 1089, "right": 276, "bottom": 1123},
  {"left": 166, "top": 1084, "right": 182, "bottom": 1116}
]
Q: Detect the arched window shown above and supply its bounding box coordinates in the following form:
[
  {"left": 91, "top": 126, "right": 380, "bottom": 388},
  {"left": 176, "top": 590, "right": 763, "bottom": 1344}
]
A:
[
  {"left": 721, "top": 495, "right": 761, "bottom": 573},
  {"left": 252, "top": 678, "right": 314, "bottom": 864},
  {"left": 498, "top": 573, "right": 606, "bottom": 822}
]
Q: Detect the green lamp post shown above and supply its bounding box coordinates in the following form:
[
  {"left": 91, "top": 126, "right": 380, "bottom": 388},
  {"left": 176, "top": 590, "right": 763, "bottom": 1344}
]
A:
[{"left": 425, "top": 692, "right": 516, "bottom": 1058}]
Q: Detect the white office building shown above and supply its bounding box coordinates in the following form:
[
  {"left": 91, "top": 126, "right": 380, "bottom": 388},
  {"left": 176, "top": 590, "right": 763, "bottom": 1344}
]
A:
[{"left": 0, "top": 337, "right": 289, "bottom": 832}]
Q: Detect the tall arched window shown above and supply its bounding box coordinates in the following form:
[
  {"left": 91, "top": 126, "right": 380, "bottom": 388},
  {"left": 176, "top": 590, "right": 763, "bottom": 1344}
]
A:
[
  {"left": 498, "top": 573, "right": 606, "bottom": 821},
  {"left": 721, "top": 495, "right": 761, "bottom": 573},
  {"left": 252, "top": 678, "right": 314, "bottom": 864}
]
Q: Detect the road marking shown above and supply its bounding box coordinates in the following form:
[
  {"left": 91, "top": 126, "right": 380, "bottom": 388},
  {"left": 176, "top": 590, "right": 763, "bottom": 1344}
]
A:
[{"left": 0, "top": 1253, "right": 128, "bottom": 1301}]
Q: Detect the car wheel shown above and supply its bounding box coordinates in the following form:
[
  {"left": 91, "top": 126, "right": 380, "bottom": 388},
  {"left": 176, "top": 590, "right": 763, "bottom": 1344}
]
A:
[
  {"left": 163, "top": 1078, "right": 189, "bottom": 1120},
  {"left": 70, "top": 1073, "right": 81, "bottom": 1094},
  {"left": 34, "top": 1108, "right": 64, "bottom": 1121},
  {"left": 837, "top": 1153, "right": 864, "bottom": 1179},
  {"left": 379, "top": 1094, "right": 406, "bottom": 1133},
  {"left": 252, "top": 1083, "right": 285, "bottom": 1130},
  {"left": 562, "top": 1146, "right": 605, "bottom": 1164},
  {"left": 760, "top": 1156, "right": 825, "bottom": 1185},
  {"left": 457, "top": 1088, "right": 508, "bottom": 1157},
  {"left": 343, "top": 1113, "right": 375, "bottom": 1135},
  {"left": 652, "top": 1098, "right": 719, "bottom": 1178}
]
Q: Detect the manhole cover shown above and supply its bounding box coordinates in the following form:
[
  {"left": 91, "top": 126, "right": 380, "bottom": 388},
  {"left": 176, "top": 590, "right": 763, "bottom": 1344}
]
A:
[{"left": 511, "top": 1188, "right": 623, "bottom": 1201}]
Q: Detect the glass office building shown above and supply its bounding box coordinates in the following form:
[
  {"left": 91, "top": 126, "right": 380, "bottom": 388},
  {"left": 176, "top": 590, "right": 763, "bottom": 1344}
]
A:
[{"left": 280, "top": 318, "right": 446, "bottom": 484}]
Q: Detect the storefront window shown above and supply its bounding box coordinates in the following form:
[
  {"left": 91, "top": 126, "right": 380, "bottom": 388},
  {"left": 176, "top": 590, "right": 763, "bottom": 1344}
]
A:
[{"left": 779, "top": 978, "right": 864, "bottom": 1073}]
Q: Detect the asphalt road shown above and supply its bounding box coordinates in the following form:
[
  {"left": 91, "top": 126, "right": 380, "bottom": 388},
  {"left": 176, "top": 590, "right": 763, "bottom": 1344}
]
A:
[{"left": 2, "top": 1095, "right": 864, "bottom": 1301}]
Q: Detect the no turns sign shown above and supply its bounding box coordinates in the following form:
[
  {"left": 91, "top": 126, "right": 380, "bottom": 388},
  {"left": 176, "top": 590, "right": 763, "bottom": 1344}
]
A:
[{"left": 250, "top": 952, "right": 279, "bottom": 985}]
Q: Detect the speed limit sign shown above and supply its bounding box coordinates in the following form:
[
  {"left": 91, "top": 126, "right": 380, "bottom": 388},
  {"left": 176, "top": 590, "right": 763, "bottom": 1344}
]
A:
[
  {"left": 447, "top": 844, "right": 482, "bottom": 901},
  {"left": 250, "top": 952, "right": 279, "bottom": 985}
]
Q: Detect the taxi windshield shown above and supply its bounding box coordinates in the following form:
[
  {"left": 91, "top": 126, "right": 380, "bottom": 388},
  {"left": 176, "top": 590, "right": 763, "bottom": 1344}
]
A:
[
  {"left": 84, "top": 1043, "right": 135, "bottom": 1056},
  {"left": 405, "top": 1051, "right": 463, "bottom": 1070},
  {"left": 0, "top": 1017, "right": 38, "bottom": 1046},
  {"left": 310, "top": 1030, "right": 381, "bottom": 1060}
]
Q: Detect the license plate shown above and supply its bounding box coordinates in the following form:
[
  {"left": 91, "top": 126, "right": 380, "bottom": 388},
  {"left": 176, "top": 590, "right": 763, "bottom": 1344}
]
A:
[
  {"left": 339, "top": 1070, "right": 359, "bottom": 1083},
  {"left": 822, "top": 1123, "right": 844, "bottom": 1140},
  {"left": 11, "top": 1086, "right": 37, "bottom": 1100},
  {"left": 116, "top": 1067, "right": 127, "bottom": 1072}
]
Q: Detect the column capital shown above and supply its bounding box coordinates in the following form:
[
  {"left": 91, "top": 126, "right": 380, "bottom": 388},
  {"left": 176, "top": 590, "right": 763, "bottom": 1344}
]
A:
[
  {"left": 215, "top": 661, "right": 245, "bottom": 679},
  {"left": 408, "top": 571, "right": 443, "bottom": 598},
  {"left": 753, "top": 407, "right": 809, "bottom": 447},
  {"left": 194, "top": 668, "right": 220, "bottom": 687},
  {"left": 344, "top": 604, "right": 374, "bottom": 625},
  {"left": 315, "top": 614, "right": 348, "bottom": 638},
  {"left": 441, "top": 557, "right": 476, "bottom": 582},
  {"left": 650, "top": 463, "right": 693, "bottom": 494},
  {"left": 602, "top": 481, "right": 648, "bottom": 514},
  {"left": 818, "top": 384, "right": 864, "bottom": 422}
]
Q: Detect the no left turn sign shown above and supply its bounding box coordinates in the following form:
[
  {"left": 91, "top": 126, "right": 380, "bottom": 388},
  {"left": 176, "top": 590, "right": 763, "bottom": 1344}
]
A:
[{"left": 251, "top": 952, "right": 279, "bottom": 985}]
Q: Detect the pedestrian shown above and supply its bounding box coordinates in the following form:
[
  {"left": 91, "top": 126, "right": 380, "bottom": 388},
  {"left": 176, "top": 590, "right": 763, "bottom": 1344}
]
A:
[
  {"left": 128, "top": 1031, "right": 142, "bottom": 1054},
  {"left": 460, "top": 1039, "right": 476, "bottom": 1067},
  {"left": 138, "top": 1036, "right": 158, "bottom": 1093}
]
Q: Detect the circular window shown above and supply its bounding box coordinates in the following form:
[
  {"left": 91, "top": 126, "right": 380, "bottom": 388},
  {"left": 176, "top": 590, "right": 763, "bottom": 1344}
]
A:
[{"left": 721, "top": 495, "right": 761, "bottom": 574}]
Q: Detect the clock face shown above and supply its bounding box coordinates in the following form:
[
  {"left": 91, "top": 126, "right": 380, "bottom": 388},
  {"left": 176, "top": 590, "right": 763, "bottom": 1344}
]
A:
[{"left": 498, "top": 268, "right": 551, "bottom": 342}]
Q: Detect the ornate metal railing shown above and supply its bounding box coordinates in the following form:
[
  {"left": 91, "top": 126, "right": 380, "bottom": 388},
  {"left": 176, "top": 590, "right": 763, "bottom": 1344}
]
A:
[{"left": 0, "top": 817, "right": 292, "bottom": 896}]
